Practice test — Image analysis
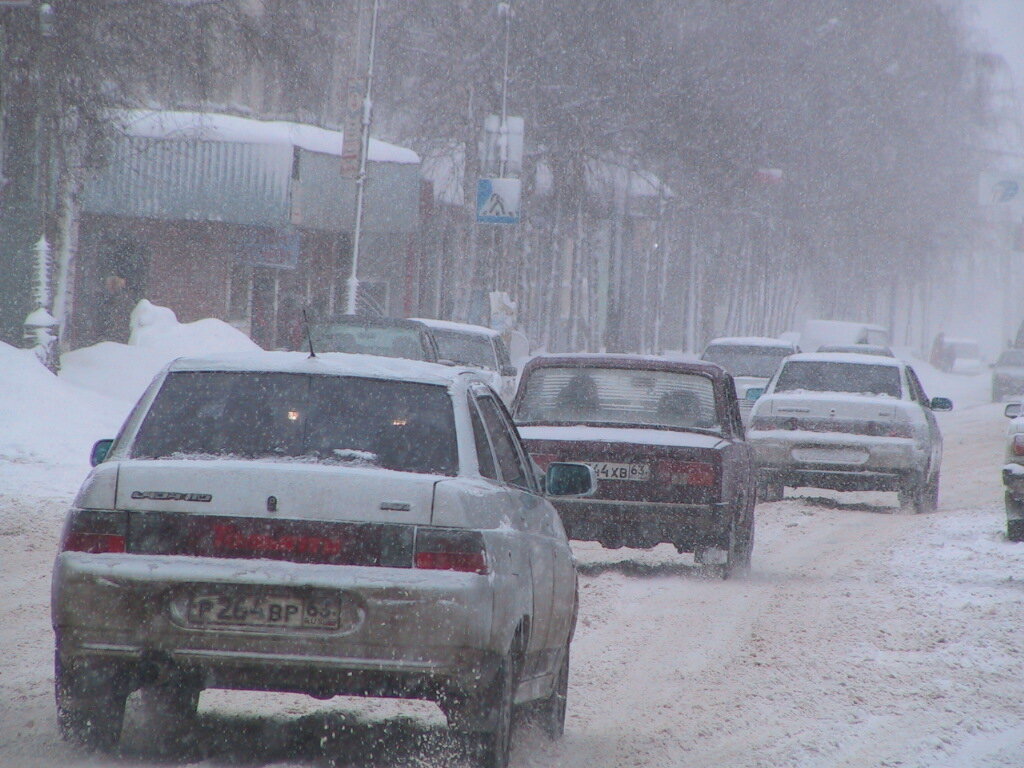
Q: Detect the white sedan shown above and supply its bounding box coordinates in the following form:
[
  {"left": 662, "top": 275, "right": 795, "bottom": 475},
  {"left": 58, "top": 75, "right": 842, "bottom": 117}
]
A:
[
  {"left": 51, "top": 352, "right": 592, "bottom": 768},
  {"left": 747, "top": 353, "right": 952, "bottom": 511}
]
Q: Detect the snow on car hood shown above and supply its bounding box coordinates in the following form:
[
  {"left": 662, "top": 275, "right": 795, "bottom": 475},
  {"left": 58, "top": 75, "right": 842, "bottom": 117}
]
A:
[
  {"left": 113, "top": 459, "right": 439, "bottom": 525},
  {"left": 517, "top": 424, "right": 726, "bottom": 450}
]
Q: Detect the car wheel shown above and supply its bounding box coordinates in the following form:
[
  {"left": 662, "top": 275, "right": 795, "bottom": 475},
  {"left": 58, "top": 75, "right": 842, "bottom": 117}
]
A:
[
  {"left": 537, "top": 643, "right": 569, "bottom": 740},
  {"left": 757, "top": 481, "right": 784, "bottom": 503},
  {"left": 477, "top": 651, "right": 518, "bottom": 768},
  {"left": 138, "top": 675, "right": 201, "bottom": 751},
  {"left": 697, "top": 516, "right": 742, "bottom": 580},
  {"left": 1006, "top": 493, "right": 1024, "bottom": 542},
  {"left": 898, "top": 472, "right": 935, "bottom": 514},
  {"left": 55, "top": 651, "right": 128, "bottom": 751}
]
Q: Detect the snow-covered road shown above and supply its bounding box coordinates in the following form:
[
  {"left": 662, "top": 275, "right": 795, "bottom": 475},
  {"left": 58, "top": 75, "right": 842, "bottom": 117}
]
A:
[{"left": 2, "top": 401, "right": 1023, "bottom": 767}]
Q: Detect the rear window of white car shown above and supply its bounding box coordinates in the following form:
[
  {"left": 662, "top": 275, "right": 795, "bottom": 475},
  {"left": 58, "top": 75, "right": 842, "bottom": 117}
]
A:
[
  {"left": 774, "top": 361, "right": 902, "bottom": 398},
  {"left": 515, "top": 366, "right": 720, "bottom": 431},
  {"left": 432, "top": 330, "right": 496, "bottom": 369},
  {"left": 130, "top": 371, "right": 459, "bottom": 475},
  {"left": 701, "top": 345, "right": 791, "bottom": 378}
]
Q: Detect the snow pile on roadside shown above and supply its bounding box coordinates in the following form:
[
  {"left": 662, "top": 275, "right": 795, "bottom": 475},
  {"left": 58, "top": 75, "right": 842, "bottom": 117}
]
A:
[
  {"left": 61, "top": 299, "right": 260, "bottom": 404},
  {"left": 900, "top": 349, "right": 990, "bottom": 409},
  {"left": 0, "top": 341, "right": 126, "bottom": 474}
]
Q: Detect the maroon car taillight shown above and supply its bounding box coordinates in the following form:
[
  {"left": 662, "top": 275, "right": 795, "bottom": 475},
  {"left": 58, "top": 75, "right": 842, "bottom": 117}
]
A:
[
  {"left": 414, "top": 528, "right": 489, "bottom": 575},
  {"left": 656, "top": 460, "right": 717, "bottom": 487},
  {"left": 1013, "top": 435, "right": 1024, "bottom": 457},
  {"left": 60, "top": 510, "right": 127, "bottom": 553}
]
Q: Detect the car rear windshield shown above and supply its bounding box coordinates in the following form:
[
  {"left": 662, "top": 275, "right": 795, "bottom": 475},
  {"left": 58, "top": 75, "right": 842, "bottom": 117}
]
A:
[
  {"left": 130, "top": 371, "right": 458, "bottom": 475},
  {"left": 701, "top": 345, "right": 791, "bottom": 378},
  {"left": 432, "top": 330, "right": 496, "bottom": 369},
  {"left": 515, "top": 366, "right": 720, "bottom": 431},
  {"left": 774, "top": 361, "right": 902, "bottom": 398},
  {"left": 311, "top": 323, "right": 429, "bottom": 361}
]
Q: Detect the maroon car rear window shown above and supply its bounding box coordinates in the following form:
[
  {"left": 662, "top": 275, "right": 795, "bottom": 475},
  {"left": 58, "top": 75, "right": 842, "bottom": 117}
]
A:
[{"left": 515, "top": 366, "right": 720, "bottom": 431}]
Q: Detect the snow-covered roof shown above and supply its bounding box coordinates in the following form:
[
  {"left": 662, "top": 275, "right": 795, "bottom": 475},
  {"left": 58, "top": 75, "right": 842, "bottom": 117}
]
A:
[
  {"left": 410, "top": 318, "right": 501, "bottom": 338},
  {"left": 119, "top": 109, "right": 420, "bottom": 164},
  {"left": 167, "top": 351, "right": 474, "bottom": 387},
  {"left": 785, "top": 352, "right": 903, "bottom": 367},
  {"left": 705, "top": 336, "right": 796, "bottom": 349}
]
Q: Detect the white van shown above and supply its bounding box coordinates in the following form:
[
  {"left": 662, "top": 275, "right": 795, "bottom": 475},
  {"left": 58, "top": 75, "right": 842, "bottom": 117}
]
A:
[{"left": 800, "top": 319, "right": 890, "bottom": 355}]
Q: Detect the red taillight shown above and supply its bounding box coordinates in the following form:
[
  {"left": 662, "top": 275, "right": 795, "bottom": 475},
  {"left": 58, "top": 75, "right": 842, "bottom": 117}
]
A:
[
  {"left": 62, "top": 532, "right": 126, "bottom": 554},
  {"left": 887, "top": 423, "right": 913, "bottom": 439},
  {"left": 414, "top": 529, "right": 489, "bottom": 575},
  {"left": 657, "top": 460, "right": 717, "bottom": 487},
  {"left": 1013, "top": 435, "right": 1024, "bottom": 457},
  {"left": 60, "top": 510, "right": 127, "bottom": 553}
]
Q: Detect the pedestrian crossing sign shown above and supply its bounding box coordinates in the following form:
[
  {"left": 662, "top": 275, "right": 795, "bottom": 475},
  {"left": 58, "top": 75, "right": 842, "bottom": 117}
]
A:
[{"left": 477, "top": 178, "right": 521, "bottom": 224}]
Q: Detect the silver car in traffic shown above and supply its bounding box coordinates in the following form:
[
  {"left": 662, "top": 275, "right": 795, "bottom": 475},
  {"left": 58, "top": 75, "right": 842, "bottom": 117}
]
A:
[{"left": 51, "top": 352, "right": 592, "bottom": 768}]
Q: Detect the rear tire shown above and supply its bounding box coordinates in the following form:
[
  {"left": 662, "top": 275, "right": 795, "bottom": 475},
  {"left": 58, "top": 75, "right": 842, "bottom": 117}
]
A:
[
  {"left": 757, "top": 481, "right": 785, "bottom": 503},
  {"left": 55, "top": 652, "right": 127, "bottom": 751},
  {"left": 537, "top": 644, "right": 569, "bottom": 740},
  {"left": 1006, "top": 493, "right": 1024, "bottom": 542},
  {"left": 477, "top": 651, "right": 518, "bottom": 768},
  {"left": 138, "top": 675, "right": 201, "bottom": 752},
  {"left": 899, "top": 471, "right": 937, "bottom": 514}
]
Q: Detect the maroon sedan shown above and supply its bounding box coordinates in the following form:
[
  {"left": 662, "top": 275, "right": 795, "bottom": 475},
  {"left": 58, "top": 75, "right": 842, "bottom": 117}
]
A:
[{"left": 512, "top": 354, "right": 756, "bottom": 577}]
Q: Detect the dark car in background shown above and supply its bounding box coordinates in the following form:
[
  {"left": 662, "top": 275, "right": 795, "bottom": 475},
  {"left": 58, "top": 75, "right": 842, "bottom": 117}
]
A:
[
  {"left": 512, "top": 354, "right": 756, "bottom": 578},
  {"left": 307, "top": 316, "right": 440, "bottom": 362},
  {"left": 991, "top": 349, "right": 1024, "bottom": 402}
]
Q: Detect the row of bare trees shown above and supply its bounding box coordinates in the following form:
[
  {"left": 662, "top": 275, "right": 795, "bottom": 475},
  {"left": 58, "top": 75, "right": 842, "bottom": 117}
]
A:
[{"left": 1, "top": 0, "right": 1000, "bottom": 352}]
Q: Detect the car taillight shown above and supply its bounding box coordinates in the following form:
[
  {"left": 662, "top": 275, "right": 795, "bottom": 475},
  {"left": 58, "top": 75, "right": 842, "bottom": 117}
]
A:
[
  {"left": 1013, "top": 435, "right": 1024, "bottom": 457},
  {"left": 60, "top": 510, "right": 127, "bottom": 553},
  {"left": 414, "top": 528, "right": 489, "bottom": 575},
  {"left": 887, "top": 423, "right": 913, "bottom": 439},
  {"left": 656, "top": 460, "right": 717, "bottom": 487}
]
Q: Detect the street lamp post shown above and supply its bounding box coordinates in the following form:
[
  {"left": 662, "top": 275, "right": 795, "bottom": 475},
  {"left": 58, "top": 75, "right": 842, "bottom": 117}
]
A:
[{"left": 344, "top": 0, "right": 381, "bottom": 316}]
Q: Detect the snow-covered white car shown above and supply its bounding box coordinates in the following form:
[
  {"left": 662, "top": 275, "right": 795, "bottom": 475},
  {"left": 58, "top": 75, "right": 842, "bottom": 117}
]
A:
[
  {"left": 747, "top": 353, "right": 952, "bottom": 511},
  {"left": 412, "top": 318, "right": 519, "bottom": 403},
  {"left": 700, "top": 337, "right": 799, "bottom": 424},
  {"left": 1000, "top": 402, "right": 1024, "bottom": 541},
  {"left": 51, "top": 352, "right": 593, "bottom": 767}
]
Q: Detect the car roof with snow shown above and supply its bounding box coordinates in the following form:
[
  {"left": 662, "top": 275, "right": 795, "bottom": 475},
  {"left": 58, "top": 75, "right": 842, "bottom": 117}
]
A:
[
  {"left": 783, "top": 352, "right": 903, "bottom": 367},
  {"left": 409, "top": 317, "right": 502, "bottom": 337},
  {"left": 165, "top": 351, "right": 482, "bottom": 388},
  {"left": 704, "top": 336, "right": 796, "bottom": 348}
]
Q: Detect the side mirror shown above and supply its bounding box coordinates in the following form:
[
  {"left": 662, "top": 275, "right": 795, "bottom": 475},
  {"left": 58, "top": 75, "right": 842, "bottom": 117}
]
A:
[
  {"left": 746, "top": 387, "right": 764, "bottom": 401},
  {"left": 929, "top": 397, "right": 953, "bottom": 412},
  {"left": 90, "top": 439, "right": 114, "bottom": 466},
  {"left": 500, "top": 364, "right": 518, "bottom": 378},
  {"left": 1005, "top": 403, "right": 1022, "bottom": 419},
  {"left": 546, "top": 462, "right": 597, "bottom": 497}
]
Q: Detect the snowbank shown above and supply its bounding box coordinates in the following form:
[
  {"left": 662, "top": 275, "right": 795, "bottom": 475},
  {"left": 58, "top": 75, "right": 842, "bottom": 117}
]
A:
[{"left": 61, "top": 300, "right": 261, "bottom": 404}]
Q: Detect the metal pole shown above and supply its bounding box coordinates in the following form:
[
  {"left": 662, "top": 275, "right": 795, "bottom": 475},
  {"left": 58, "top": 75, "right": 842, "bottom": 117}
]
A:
[
  {"left": 345, "top": 0, "right": 380, "bottom": 315},
  {"left": 686, "top": 210, "right": 697, "bottom": 354},
  {"left": 497, "top": 1, "right": 512, "bottom": 177}
]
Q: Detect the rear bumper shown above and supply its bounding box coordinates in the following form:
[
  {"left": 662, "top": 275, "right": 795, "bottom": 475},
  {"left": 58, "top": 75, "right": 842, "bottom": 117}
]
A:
[
  {"left": 549, "top": 498, "right": 729, "bottom": 549},
  {"left": 52, "top": 553, "right": 499, "bottom": 701},
  {"left": 749, "top": 431, "right": 927, "bottom": 491}
]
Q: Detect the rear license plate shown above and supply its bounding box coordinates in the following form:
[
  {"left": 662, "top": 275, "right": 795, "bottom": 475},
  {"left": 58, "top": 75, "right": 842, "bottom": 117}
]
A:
[
  {"left": 187, "top": 592, "right": 341, "bottom": 629},
  {"left": 791, "top": 447, "right": 868, "bottom": 465},
  {"left": 587, "top": 461, "right": 651, "bottom": 481}
]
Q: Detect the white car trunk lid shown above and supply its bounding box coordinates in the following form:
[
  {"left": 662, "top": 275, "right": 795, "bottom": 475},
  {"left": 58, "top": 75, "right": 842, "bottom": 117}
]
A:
[
  {"left": 766, "top": 393, "right": 901, "bottom": 422},
  {"left": 115, "top": 459, "right": 438, "bottom": 525}
]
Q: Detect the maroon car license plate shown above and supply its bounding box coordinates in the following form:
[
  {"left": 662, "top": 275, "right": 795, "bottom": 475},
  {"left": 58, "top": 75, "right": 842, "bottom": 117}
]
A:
[
  {"left": 587, "top": 461, "right": 651, "bottom": 481},
  {"left": 187, "top": 592, "right": 340, "bottom": 629}
]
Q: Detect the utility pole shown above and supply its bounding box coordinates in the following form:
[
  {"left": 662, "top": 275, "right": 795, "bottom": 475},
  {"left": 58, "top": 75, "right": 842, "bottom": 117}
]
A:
[{"left": 343, "top": 0, "right": 380, "bottom": 316}]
